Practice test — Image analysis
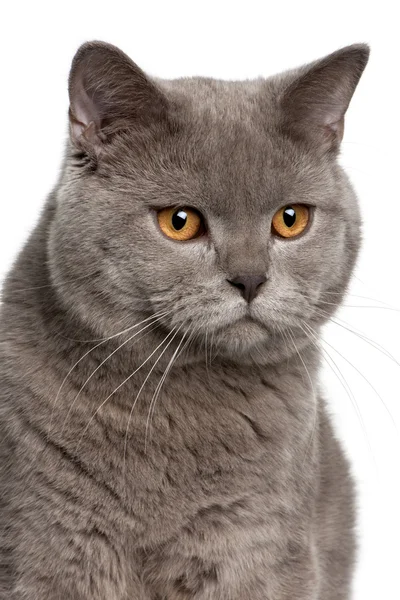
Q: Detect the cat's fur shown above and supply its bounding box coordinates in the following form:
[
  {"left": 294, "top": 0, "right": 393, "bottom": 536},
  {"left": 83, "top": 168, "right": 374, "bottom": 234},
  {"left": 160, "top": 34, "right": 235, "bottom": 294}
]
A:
[{"left": 0, "top": 42, "right": 369, "bottom": 599}]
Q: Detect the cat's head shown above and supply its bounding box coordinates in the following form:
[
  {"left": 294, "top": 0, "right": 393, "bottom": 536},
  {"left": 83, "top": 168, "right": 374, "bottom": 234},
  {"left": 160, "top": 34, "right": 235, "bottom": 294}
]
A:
[{"left": 50, "top": 41, "right": 369, "bottom": 363}]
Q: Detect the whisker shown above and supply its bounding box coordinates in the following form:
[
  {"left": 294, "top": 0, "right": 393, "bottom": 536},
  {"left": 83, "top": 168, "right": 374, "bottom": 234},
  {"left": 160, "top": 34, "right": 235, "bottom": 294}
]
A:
[
  {"left": 62, "top": 306, "right": 175, "bottom": 344},
  {"left": 144, "top": 329, "right": 191, "bottom": 453},
  {"left": 318, "top": 328, "right": 399, "bottom": 436},
  {"left": 49, "top": 311, "right": 170, "bottom": 433},
  {"left": 286, "top": 327, "right": 317, "bottom": 466},
  {"left": 204, "top": 329, "right": 214, "bottom": 385},
  {"left": 332, "top": 304, "right": 400, "bottom": 313},
  {"left": 301, "top": 290, "right": 400, "bottom": 311},
  {"left": 286, "top": 329, "right": 314, "bottom": 392},
  {"left": 204, "top": 330, "right": 210, "bottom": 374},
  {"left": 74, "top": 326, "right": 178, "bottom": 453},
  {"left": 210, "top": 328, "right": 217, "bottom": 363},
  {"left": 122, "top": 325, "right": 183, "bottom": 476},
  {"left": 60, "top": 315, "right": 168, "bottom": 437},
  {"left": 302, "top": 321, "right": 377, "bottom": 465},
  {"left": 175, "top": 323, "right": 200, "bottom": 365},
  {"left": 313, "top": 307, "right": 400, "bottom": 368},
  {"left": 304, "top": 321, "right": 367, "bottom": 422},
  {"left": 274, "top": 321, "right": 291, "bottom": 368}
]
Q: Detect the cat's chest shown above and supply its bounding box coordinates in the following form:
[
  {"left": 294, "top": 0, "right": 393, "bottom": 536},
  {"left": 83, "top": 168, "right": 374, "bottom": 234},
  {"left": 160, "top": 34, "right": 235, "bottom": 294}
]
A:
[
  {"left": 119, "top": 374, "right": 286, "bottom": 483},
  {"left": 121, "top": 393, "right": 276, "bottom": 500},
  {"left": 92, "top": 375, "right": 304, "bottom": 545}
]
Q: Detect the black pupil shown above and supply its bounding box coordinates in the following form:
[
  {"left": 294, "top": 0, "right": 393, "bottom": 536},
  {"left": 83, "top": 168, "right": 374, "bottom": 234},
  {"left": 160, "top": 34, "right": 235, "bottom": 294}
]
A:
[
  {"left": 283, "top": 207, "right": 296, "bottom": 227},
  {"left": 172, "top": 210, "right": 188, "bottom": 230}
]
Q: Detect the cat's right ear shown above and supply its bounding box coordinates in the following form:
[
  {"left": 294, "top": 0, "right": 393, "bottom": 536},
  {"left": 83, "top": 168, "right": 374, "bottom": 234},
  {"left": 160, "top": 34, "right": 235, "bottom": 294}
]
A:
[
  {"left": 68, "top": 41, "right": 168, "bottom": 153},
  {"left": 278, "top": 44, "right": 370, "bottom": 155}
]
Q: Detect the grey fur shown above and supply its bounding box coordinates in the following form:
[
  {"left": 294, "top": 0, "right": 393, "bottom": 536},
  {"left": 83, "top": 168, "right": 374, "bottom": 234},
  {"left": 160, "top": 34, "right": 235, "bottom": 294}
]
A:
[{"left": 0, "top": 42, "right": 369, "bottom": 599}]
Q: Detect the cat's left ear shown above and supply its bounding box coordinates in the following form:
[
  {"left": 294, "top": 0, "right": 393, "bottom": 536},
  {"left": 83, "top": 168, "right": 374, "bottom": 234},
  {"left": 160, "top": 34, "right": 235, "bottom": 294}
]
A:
[
  {"left": 279, "top": 44, "right": 370, "bottom": 154},
  {"left": 68, "top": 41, "right": 168, "bottom": 154}
]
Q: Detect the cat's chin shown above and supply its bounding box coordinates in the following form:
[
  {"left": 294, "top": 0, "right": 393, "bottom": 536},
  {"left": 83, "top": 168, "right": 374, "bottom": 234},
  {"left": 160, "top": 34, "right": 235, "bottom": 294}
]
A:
[{"left": 212, "top": 316, "right": 271, "bottom": 357}]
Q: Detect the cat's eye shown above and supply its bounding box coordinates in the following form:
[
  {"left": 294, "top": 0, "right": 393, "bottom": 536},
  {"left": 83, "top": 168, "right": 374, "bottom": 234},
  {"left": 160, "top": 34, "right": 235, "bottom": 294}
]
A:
[
  {"left": 157, "top": 207, "right": 205, "bottom": 241},
  {"left": 271, "top": 204, "right": 310, "bottom": 239}
]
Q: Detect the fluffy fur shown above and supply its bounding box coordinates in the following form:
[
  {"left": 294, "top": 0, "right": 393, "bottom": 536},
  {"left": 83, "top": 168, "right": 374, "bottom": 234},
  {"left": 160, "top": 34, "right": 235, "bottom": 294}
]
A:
[{"left": 0, "top": 42, "right": 369, "bottom": 599}]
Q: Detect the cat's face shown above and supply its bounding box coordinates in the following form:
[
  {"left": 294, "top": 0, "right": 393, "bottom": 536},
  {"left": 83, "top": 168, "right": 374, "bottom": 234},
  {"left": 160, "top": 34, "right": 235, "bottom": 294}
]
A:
[{"left": 50, "top": 43, "right": 368, "bottom": 363}]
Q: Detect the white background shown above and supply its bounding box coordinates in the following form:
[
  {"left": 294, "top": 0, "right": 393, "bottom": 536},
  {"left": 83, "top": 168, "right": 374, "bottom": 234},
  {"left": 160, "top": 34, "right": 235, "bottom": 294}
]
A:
[{"left": 1, "top": 2, "right": 399, "bottom": 598}]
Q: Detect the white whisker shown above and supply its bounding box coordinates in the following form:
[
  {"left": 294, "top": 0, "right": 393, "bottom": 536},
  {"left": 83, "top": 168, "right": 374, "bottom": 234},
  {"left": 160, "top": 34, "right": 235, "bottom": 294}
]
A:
[
  {"left": 302, "top": 321, "right": 377, "bottom": 464},
  {"left": 122, "top": 325, "right": 183, "bottom": 476},
  {"left": 317, "top": 325, "right": 398, "bottom": 436},
  {"left": 312, "top": 307, "right": 400, "bottom": 368},
  {"left": 286, "top": 328, "right": 317, "bottom": 466},
  {"left": 144, "top": 329, "right": 190, "bottom": 453},
  {"left": 60, "top": 314, "right": 168, "bottom": 436},
  {"left": 74, "top": 327, "right": 178, "bottom": 453},
  {"left": 49, "top": 311, "right": 169, "bottom": 433}
]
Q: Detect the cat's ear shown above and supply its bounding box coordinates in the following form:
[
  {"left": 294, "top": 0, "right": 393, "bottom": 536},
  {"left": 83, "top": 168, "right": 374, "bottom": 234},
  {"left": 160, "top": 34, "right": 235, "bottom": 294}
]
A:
[
  {"left": 279, "top": 44, "right": 370, "bottom": 154},
  {"left": 68, "top": 41, "right": 168, "bottom": 152}
]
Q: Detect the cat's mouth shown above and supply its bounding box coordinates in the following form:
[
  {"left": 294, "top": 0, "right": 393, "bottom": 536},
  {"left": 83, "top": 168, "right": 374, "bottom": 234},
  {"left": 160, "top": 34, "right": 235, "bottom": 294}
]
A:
[
  {"left": 206, "top": 316, "right": 270, "bottom": 358},
  {"left": 219, "top": 303, "right": 270, "bottom": 333},
  {"left": 217, "top": 312, "right": 269, "bottom": 340},
  {"left": 238, "top": 304, "right": 269, "bottom": 325}
]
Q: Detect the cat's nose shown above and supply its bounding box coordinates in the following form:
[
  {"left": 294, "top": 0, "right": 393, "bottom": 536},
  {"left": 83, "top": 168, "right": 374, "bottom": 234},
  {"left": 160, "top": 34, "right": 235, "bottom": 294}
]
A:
[{"left": 227, "top": 274, "right": 267, "bottom": 303}]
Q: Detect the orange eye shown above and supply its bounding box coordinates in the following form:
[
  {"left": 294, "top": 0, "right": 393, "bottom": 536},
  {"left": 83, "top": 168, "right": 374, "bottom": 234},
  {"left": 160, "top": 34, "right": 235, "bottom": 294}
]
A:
[
  {"left": 271, "top": 204, "right": 310, "bottom": 239},
  {"left": 157, "top": 207, "right": 205, "bottom": 241}
]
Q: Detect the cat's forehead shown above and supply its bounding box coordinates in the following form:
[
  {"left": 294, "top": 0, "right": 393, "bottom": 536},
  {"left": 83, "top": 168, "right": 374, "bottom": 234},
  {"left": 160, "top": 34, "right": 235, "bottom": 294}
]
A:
[
  {"left": 103, "top": 75, "right": 333, "bottom": 217},
  {"left": 159, "top": 76, "right": 269, "bottom": 120},
  {"left": 157, "top": 76, "right": 286, "bottom": 150},
  {"left": 161, "top": 79, "right": 325, "bottom": 210},
  {"left": 160, "top": 75, "right": 315, "bottom": 168}
]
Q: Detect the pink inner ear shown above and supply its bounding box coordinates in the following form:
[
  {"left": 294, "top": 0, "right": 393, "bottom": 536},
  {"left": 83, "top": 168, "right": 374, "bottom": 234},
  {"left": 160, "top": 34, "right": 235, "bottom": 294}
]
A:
[
  {"left": 327, "top": 117, "right": 344, "bottom": 134},
  {"left": 70, "top": 75, "right": 101, "bottom": 130},
  {"left": 69, "top": 70, "right": 105, "bottom": 150},
  {"left": 322, "top": 104, "right": 344, "bottom": 128},
  {"left": 319, "top": 91, "right": 347, "bottom": 143}
]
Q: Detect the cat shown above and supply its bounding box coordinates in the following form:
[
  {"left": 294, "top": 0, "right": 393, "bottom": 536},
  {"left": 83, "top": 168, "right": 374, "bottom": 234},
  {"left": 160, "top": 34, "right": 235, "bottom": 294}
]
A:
[{"left": 0, "top": 41, "right": 369, "bottom": 599}]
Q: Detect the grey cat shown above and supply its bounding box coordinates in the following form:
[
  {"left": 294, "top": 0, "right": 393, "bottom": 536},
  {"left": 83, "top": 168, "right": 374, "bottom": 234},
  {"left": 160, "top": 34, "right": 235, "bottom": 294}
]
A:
[{"left": 0, "top": 41, "right": 369, "bottom": 599}]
